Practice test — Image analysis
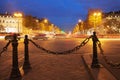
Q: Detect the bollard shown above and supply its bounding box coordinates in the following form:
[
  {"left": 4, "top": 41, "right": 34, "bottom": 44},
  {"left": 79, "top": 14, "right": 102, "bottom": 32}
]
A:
[
  {"left": 10, "top": 34, "right": 21, "bottom": 79},
  {"left": 23, "top": 35, "right": 31, "bottom": 70},
  {"left": 91, "top": 32, "right": 100, "bottom": 68}
]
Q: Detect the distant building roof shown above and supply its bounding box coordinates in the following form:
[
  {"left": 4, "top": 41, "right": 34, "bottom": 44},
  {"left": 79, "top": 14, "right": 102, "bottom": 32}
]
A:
[
  {"left": 103, "top": 10, "right": 120, "bottom": 18},
  {"left": 0, "top": 12, "right": 13, "bottom": 17}
]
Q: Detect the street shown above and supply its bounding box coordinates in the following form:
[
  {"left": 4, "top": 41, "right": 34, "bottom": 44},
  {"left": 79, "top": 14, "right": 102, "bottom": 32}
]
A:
[{"left": 0, "top": 38, "right": 120, "bottom": 80}]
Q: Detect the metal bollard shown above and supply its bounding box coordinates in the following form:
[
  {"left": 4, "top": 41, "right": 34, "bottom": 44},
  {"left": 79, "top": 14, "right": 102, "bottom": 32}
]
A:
[
  {"left": 91, "top": 32, "right": 100, "bottom": 68},
  {"left": 10, "top": 34, "right": 21, "bottom": 79},
  {"left": 23, "top": 35, "right": 31, "bottom": 70}
]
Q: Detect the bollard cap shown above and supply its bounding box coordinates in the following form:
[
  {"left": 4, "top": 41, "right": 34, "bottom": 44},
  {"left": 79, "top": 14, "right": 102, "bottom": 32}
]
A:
[
  {"left": 93, "top": 31, "right": 96, "bottom": 35},
  {"left": 13, "top": 33, "right": 17, "bottom": 40},
  {"left": 25, "top": 35, "right": 28, "bottom": 38}
]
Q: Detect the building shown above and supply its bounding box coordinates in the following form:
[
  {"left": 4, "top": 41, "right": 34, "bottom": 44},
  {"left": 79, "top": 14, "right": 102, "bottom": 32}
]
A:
[
  {"left": 102, "top": 11, "right": 120, "bottom": 34},
  {"left": 0, "top": 12, "right": 23, "bottom": 33},
  {"left": 103, "top": 11, "right": 120, "bottom": 21},
  {"left": 87, "top": 9, "right": 102, "bottom": 29}
]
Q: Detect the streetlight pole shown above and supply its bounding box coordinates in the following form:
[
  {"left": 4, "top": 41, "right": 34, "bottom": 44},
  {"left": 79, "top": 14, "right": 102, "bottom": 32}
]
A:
[
  {"left": 93, "top": 13, "right": 97, "bottom": 31},
  {"left": 93, "top": 12, "right": 101, "bottom": 32},
  {"left": 78, "top": 19, "right": 84, "bottom": 34},
  {"left": 78, "top": 19, "right": 81, "bottom": 34},
  {"left": 91, "top": 12, "right": 101, "bottom": 68},
  {"left": 43, "top": 18, "right": 48, "bottom": 33}
]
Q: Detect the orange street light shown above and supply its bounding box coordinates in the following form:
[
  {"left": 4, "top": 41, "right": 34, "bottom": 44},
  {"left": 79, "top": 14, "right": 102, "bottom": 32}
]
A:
[
  {"left": 93, "top": 12, "right": 101, "bottom": 16},
  {"left": 44, "top": 19, "right": 48, "bottom": 23},
  {"left": 93, "top": 12, "right": 101, "bottom": 31},
  {"left": 14, "top": 12, "right": 22, "bottom": 17}
]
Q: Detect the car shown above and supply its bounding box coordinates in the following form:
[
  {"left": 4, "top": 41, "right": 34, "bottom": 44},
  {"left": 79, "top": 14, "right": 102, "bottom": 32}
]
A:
[
  {"left": 5, "top": 33, "right": 21, "bottom": 40},
  {"left": 54, "top": 34, "right": 67, "bottom": 39},
  {"left": 32, "top": 34, "right": 48, "bottom": 40}
]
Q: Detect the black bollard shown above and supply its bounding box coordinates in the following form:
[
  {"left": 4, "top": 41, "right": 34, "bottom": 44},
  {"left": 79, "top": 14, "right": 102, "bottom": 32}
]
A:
[
  {"left": 10, "top": 34, "right": 21, "bottom": 79},
  {"left": 23, "top": 35, "right": 31, "bottom": 70},
  {"left": 91, "top": 32, "right": 100, "bottom": 68}
]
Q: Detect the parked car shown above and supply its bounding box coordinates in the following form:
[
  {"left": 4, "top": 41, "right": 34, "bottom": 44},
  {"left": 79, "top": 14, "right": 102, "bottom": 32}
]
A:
[
  {"left": 32, "top": 34, "right": 48, "bottom": 40},
  {"left": 5, "top": 33, "right": 21, "bottom": 40}
]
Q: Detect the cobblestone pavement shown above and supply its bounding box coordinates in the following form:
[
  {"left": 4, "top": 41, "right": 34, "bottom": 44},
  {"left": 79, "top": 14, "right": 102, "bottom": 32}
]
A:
[{"left": 0, "top": 52, "right": 91, "bottom": 80}]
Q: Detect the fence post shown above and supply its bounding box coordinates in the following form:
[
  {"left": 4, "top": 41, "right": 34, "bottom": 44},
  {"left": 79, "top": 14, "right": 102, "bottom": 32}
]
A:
[
  {"left": 91, "top": 32, "right": 100, "bottom": 68},
  {"left": 23, "top": 35, "right": 31, "bottom": 70},
  {"left": 10, "top": 34, "right": 21, "bottom": 79}
]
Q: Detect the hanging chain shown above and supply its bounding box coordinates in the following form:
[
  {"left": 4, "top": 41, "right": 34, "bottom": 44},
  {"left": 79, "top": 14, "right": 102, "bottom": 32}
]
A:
[
  {"left": 98, "top": 41, "right": 120, "bottom": 69},
  {"left": 29, "top": 36, "right": 92, "bottom": 55},
  {"left": 0, "top": 40, "right": 11, "bottom": 56}
]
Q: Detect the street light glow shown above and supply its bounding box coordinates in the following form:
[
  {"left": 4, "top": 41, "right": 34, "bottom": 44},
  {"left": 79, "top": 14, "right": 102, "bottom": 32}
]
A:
[
  {"left": 93, "top": 12, "right": 101, "bottom": 17},
  {"left": 93, "top": 12, "right": 102, "bottom": 31},
  {"left": 14, "top": 12, "right": 22, "bottom": 17},
  {"left": 44, "top": 19, "right": 48, "bottom": 23},
  {"left": 98, "top": 13, "right": 101, "bottom": 16},
  {"left": 78, "top": 19, "right": 82, "bottom": 23},
  {"left": 93, "top": 13, "right": 97, "bottom": 16}
]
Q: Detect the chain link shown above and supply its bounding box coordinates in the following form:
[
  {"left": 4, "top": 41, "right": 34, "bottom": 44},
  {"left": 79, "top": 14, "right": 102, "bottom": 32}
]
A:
[
  {"left": 0, "top": 40, "right": 11, "bottom": 56},
  {"left": 98, "top": 41, "right": 120, "bottom": 69},
  {"left": 1, "top": 34, "right": 120, "bottom": 69},
  {"left": 29, "top": 36, "right": 92, "bottom": 55}
]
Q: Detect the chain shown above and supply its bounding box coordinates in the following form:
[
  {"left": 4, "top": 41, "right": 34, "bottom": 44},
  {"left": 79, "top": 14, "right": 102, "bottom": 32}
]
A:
[
  {"left": 98, "top": 41, "right": 120, "bottom": 69},
  {"left": 0, "top": 40, "right": 11, "bottom": 56},
  {"left": 29, "top": 36, "right": 92, "bottom": 55}
]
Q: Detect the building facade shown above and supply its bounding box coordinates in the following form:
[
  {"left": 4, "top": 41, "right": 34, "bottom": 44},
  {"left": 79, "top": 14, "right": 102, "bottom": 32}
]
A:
[
  {"left": 104, "top": 11, "right": 120, "bottom": 21},
  {"left": 0, "top": 13, "right": 23, "bottom": 33},
  {"left": 103, "top": 11, "right": 120, "bottom": 34}
]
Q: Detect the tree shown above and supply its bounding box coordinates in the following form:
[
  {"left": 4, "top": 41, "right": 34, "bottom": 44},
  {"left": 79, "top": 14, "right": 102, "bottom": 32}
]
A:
[
  {"left": 23, "top": 15, "right": 38, "bottom": 30},
  {"left": 0, "top": 25, "right": 5, "bottom": 32}
]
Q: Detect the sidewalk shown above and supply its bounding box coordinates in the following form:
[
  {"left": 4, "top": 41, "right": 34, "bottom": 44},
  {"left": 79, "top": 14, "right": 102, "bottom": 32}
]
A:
[
  {"left": 0, "top": 53, "right": 118, "bottom": 80},
  {"left": 0, "top": 53, "right": 91, "bottom": 80}
]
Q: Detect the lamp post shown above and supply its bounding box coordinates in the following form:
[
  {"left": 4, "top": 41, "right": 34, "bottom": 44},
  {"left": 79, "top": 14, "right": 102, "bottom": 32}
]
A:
[
  {"left": 91, "top": 12, "right": 101, "bottom": 68},
  {"left": 93, "top": 12, "right": 101, "bottom": 32},
  {"left": 78, "top": 19, "right": 84, "bottom": 34},
  {"left": 44, "top": 18, "right": 48, "bottom": 23},
  {"left": 78, "top": 19, "right": 82, "bottom": 33},
  {"left": 14, "top": 12, "right": 22, "bottom": 33},
  {"left": 43, "top": 18, "right": 48, "bottom": 33}
]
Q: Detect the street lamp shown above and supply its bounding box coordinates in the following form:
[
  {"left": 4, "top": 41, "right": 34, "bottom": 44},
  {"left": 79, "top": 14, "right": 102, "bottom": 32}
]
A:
[
  {"left": 78, "top": 19, "right": 82, "bottom": 23},
  {"left": 14, "top": 12, "right": 22, "bottom": 33},
  {"left": 78, "top": 19, "right": 84, "bottom": 34},
  {"left": 93, "top": 12, "right": 101, "bottom": 31},
  {"left": 43, "top": 18, "right": 48, "bottom": 23}
]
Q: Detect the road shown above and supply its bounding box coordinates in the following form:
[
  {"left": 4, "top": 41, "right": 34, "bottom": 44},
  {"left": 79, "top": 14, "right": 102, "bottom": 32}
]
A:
[
  {"left": 0, "top": 38, "right": 120, "bottom": 80},
  {"left": 1, "top": 38, "right": 120, "bottom": 55}
]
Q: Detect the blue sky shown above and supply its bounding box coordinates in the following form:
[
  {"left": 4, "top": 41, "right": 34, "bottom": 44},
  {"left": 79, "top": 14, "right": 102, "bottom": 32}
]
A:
[{"left": 0, "top": 0, "right": 120, "bottom": 32}]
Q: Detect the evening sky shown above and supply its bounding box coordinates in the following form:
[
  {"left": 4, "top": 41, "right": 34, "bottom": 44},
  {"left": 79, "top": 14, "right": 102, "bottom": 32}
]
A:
[{"left": 0, "top": 0, "right": 120, "bottom": 32}]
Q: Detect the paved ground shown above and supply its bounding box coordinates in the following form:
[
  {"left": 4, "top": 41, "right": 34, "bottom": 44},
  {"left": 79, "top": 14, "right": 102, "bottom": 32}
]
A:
[
  {"left": 99, "top": 55, "right": 120, "bottom": 80},
  {"left": 0, "top": 38, "right": 120, "bottom": 80},
  {"left": 0, "top": 52, "right": 92, "bottom": 80},
  {"left": 1, "top": 51, "right": 120, "bottom": 80}
]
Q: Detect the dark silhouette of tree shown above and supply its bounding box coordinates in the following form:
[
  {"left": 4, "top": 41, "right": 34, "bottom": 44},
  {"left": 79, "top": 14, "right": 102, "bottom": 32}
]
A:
[
  {"left": 0, "top": 25, "right": 5, "bottom": 32},
  {"left": 23, "top": 15, "right": 38, "bottom": 30}
]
